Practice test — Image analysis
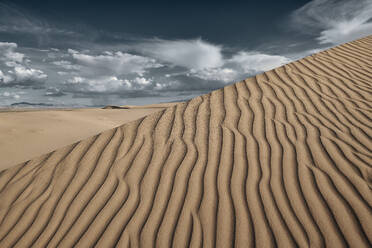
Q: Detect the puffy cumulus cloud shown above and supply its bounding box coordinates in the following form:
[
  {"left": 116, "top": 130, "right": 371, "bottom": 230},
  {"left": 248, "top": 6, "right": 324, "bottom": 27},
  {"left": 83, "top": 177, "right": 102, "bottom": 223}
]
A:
[
  {"left": 0, "top": 42, "right": 47, "bottom": 86},
  {"left": 45, "top": 87, "right": 65, "bottom": 97},
  {"left": 188, "top": 52, "right": 290, "bottom": 83},
  {"left": 67, "top": 48, "right": 79, "bottom": 54},
  {"left": 138, "top": 39, "right": 224, "bottom": 70},
  {"left": 0, "top": 39, "right": 294, "bottom": 105},
  {"left": 66, "top": 76, "right": 131, "bottom": 93},
  {"left": 0, "top": 66, "right": 47, "bottom": 85},
  {"left": 70, "top": 50, "right": 163, "bottom": 77},
  {"left": 0, "top": 70, "right": 13, "bottom": 83},
  {"left": 63, "top": 76, "right": 155, "bottom": 93},
  {"left": 227, "top": 52, "right": 291, "bottom": 74},
  {"left": 188, "top": 68, "right": 238, "bottom": 83},
  {"left": 136, "top": 38, "right": 289, "bottom": 84},
  {"left": 292, "top": 0, "right": 372, "bottom": 45},
  {"left": 11, "top": 66, "right": 47, "bottom": 82},
  {"left": 52, "top": 60, "right": 81, "bottom": 70},
  {"left": 50, "top": 49, "right": 166, "bottom": 94},
  {"left": 0, "top": 42, "right": 24, "bottom": 63}
]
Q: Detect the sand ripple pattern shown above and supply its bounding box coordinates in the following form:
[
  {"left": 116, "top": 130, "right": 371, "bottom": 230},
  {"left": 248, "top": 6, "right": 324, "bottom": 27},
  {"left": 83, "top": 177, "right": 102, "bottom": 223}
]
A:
[{"left": 0, "top": 36, "right": 371, "bottom": 248}]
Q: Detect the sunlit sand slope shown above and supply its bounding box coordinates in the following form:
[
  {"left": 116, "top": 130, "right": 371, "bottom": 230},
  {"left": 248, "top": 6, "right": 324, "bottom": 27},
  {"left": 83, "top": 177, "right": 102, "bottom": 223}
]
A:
[{"left": 0, "top": 36, "right": 371, "bottom": 247}]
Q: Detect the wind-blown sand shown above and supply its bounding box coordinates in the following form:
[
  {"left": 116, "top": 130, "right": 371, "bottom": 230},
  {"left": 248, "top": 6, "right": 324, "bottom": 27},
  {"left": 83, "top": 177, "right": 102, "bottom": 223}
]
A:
[
  {"left": 0, "top": 103, "right": 176, "bottom": 171},
  {"left": 0, "top": 36, "right": 371, "bottom": 247}
]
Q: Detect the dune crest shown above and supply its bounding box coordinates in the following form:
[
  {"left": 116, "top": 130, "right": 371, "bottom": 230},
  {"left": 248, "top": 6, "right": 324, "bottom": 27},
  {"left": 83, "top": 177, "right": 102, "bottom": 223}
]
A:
[{"left": 0, "top": 36, "right": 371, "bottom": 247}]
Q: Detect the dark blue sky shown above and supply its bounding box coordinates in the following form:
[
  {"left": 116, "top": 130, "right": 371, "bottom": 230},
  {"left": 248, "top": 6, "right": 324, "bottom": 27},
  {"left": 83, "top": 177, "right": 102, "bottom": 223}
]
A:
[
  {"left": 0, "top": 0, "right": 371, "bottom": 107},
  {"left": 1, "top": 0, "right": 311, "bottom": 48}
]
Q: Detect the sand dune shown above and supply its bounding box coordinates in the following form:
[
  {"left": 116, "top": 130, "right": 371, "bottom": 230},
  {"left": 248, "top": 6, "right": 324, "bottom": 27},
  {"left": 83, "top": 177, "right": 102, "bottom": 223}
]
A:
[
  {"left": 0, "top": 103, "right": 177, "bottom": 171},
  {"left": 0, "top": 36, "right": 371, "bottom": 247}
]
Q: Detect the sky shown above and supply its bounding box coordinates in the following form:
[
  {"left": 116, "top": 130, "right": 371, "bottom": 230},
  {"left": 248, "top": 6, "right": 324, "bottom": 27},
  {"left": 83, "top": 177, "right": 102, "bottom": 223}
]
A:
[{"left": 0, "top": 0, "right": 371, "bottom": 107}]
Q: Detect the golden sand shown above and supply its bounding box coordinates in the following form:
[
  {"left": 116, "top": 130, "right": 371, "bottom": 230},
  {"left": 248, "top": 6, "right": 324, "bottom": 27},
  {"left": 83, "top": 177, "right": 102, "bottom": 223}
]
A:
[{"left": 0, "top": 36, "right": 371, "bottom": 247}]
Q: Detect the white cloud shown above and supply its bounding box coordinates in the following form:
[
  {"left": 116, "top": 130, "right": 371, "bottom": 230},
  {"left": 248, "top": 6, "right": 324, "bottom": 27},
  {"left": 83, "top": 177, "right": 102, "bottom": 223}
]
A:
[
  {"left": 11, "top": 66, "right": 47, "bottom": 82},
  {"left": 135, "top": 38, "right": 291, "bottom": 84},
  {"left": 52, "top": 60, "right": 81, "bottom": 70},
  {"left": 64, "top": 75, "right": 154, "bottom": 93},
  {"left": 188, "top": 68, "right": 238, "bottom": 82},
  {"left": 133, "top": 77, "right": 152, "bottom": 86},
  {"left": 71, "top": 50, "right": 162, "bottom": 77},
  {"left": 138, "top": 39, "right": 224, "bottom": 70},
  {"left": 0, "top": 42, "right": 24, "bottom": 64},
  {"left": 0, "top": 42, "right": 47, "bottom": 85},
  {"left": 53, "top": 49, "right": 165, "bottom": 93},
  {"left": 66, "top": 76, "right": 125, "bottom": 93},
  {"left": 67, "top": 48, "right": 78, "bottom": 54},
  {"left": 0, "top": 40, "right": 292, "bottom": 100},
  {"left": 68, "top": 76, "right": 85, "bottom": 84},
  {"left": 0, "top": 69, "right": 13, "bottom": 83},
  {"left": 228, "top": 52, "right": 290, "bottom": 73},
  {"left": 0, "top": 66, "right": 47, "bottom": 85},
  {"left": 292, "top": 0, "right": 372, "bottom": 45},
  {"left": 45, "top": 87, "right": 65, "bottom": 96},
  {"left": 188, "top": 51, "right": 290, "bottom": 83}
]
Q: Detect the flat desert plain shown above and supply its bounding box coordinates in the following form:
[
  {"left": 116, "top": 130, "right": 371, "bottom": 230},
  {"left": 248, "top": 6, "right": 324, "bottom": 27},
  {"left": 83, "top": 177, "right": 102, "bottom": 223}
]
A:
[{"left": 0, "top": 36, "right": 371, "bottom": 247}]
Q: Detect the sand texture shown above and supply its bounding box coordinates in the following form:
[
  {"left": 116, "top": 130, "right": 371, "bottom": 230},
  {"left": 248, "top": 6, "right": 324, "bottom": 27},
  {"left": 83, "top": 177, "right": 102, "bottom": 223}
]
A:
[
  {"left": 0, "top": 103, "right": 177, "bottom": 171},
  {"left": 0, "top": 36, "right": 371, "bottom": 247}
]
